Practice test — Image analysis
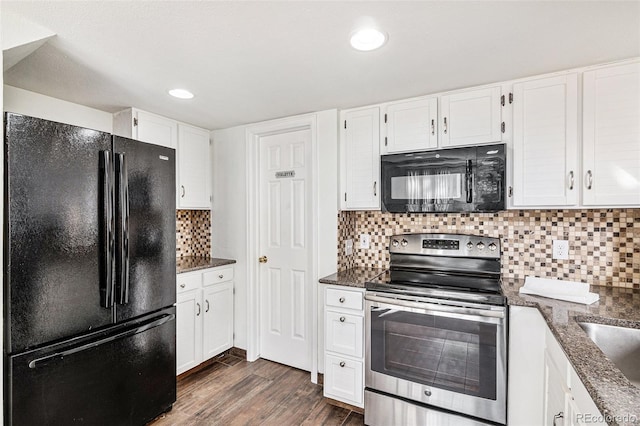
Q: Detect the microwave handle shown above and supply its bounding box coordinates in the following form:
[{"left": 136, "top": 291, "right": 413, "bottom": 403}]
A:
[{"left": 466, "top": 160, "right": 473, "bottom": 203}]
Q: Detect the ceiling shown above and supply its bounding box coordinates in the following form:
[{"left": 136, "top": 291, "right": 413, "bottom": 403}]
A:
[{"left": 3, "top": 1, "right": 640, "bottom": 130}]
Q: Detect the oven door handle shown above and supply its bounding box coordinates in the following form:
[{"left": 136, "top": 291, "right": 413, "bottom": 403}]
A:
[{"left": 365, "top": 294, "right": 505, "bottom": 320}]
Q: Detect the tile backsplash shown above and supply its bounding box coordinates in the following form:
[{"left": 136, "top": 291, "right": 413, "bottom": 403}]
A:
[
  {"left": 338, "top": 209, "right": 640, "bottom": 288},
  {"left": 176, "top": 210, "right": 211, "bottom": 258}
]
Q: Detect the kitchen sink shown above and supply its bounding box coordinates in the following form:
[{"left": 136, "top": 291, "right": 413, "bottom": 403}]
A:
[{"left": 578, "top": 322, "right": 640, "bottom": 387}]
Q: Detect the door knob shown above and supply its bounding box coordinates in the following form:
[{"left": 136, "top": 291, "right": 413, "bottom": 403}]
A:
[{"left": 258, "top": 256, "right": 268, "bottom": 264}]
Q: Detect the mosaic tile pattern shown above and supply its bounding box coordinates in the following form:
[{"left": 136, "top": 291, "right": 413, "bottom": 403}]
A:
[
  {"left": 176, "top": 210, "right": 211, "bottom": 258},
  {"left": 337, "top": 209, "right": 640, "bottom": 289}
]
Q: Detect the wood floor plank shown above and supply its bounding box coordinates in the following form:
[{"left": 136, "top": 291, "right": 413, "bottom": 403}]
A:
[{"left": 148, "top": 357, "right": 364, "bottom": 426}]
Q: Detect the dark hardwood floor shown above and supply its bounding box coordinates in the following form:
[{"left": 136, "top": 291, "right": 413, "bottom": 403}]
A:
[{"left": 149, "top": 354, "right": 365, "bottom": 426}]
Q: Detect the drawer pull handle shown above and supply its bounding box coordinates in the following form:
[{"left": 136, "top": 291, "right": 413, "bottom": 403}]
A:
[
  {"left": 339, "top": 297, "right": 345, "bottom": 303},
  {"left": 339, "top": 316, "right": 346, "bottom": 322},
  {"left": 180, "top": 284, "right": 186, "bottom": 288},
  {"left": 339, "top": 361, "right": 345, "bottom": 367},
  {"left": 553, "top": 412, "right": 563, "bottom": 426},
  {"left": 205, "top": 300, "right": 210, "bottom": 313},
  {"left": 219, "top": 274, "right": 224, "bottom": 279}
]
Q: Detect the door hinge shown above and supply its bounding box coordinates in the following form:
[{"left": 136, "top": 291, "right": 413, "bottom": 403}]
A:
[
  {"left": 509, "top": 93, "right": 514, "bottom": 104},
  {"left": 501, "top": 95, "right": 505, "bottom": 107},
  {"left": 385, "top": 136, "right": 388, "bottom": 146},
  {"left": 384, "top": 113, "right": 387, "bottom": 123},
  {"left": 501, "top": 122, "right": 506, "bottom": 133},
  {"left": 344, "top": 120, "right": 347, "bottom": 129},
  {"left": 133, "top": 117, "right": 138, "bottom": 127},
  {"left": 508, "top": 186, "right": 513, "bottom": 198}
]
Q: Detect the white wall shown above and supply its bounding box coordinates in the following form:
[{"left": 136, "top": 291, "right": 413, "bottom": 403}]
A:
[
  {"left": 3, "top": 85, "right": 112, "bottom": 132},
  {"left": 211, "top": 125, "right": 248, "bottom": 349}
]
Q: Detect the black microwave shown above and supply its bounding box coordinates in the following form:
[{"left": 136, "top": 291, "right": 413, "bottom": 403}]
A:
[{"left": 381, "top": 143, "right": 506, "bottom": 213}]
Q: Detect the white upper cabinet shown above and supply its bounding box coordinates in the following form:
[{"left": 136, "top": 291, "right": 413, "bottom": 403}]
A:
[
  {"left": 113, "top": 108, "right": 177, "bottom": 149},
  {"left": 382, "top": 97, "right": 438, "bottom": 154},
  {"left": 512, "top": 74, "right": 579, "bottom": 207},
  {"left": 440, "top": 87, "right": 503, "bottom": 147},
  {"left": 177, "top": 124, "right": 211, "bottom": 209},
  {"left": 582, "top": 62, "right": 640, "bottom": 206},
  {"left": 341, "top": 107, "right": 380, "bottom": 210}
]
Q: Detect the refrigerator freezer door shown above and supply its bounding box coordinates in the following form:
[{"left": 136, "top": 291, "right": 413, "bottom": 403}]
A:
[
  {"left": 4, "top": 113, "right": 114, "bottom": 354},
  {"left": 113, "top": 136, "right": 176, "bottom": 322},
  {"left": 7, "top": 307, "right": 176, "bottom": 426}
]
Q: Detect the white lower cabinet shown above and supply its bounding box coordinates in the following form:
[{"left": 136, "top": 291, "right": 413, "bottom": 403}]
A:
[
  {"left": 508, "top": 306, "right": 605, "bottom": 426},
  {"left": 323, "top": 286, "right": 365, "bottom": 408},
  {"left": 176, "top": 265, "right": 234, "bottom": 375}
]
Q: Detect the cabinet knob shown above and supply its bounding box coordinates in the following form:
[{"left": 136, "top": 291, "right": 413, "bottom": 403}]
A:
[
  {"left": 180, "top": 283, "right": 186, "bottom": 288},
  {"left": 553, "top": 412, "right": 564, "bottom": 426},
  {"left": 219, "top": 274, "right": 224, "bottom": 279},
  {"left": 259, "top": 256, "right": 268, "bottom": 264},
  {"left": 181, "top": 185, "right": 185, "bottom": 198},
  {"left": 586, "top": 170, "right": 593, "bottom": 190},
  {"left": 569, "top": 170, "right": 574, "bottom": 190},
  {"left": 339, "top": 361, "right": 345, "bottom": 368},
  {"left": 339, "top": 316, "right": 346, "bottom": 322},
  {"left": 196, "top": 302, "right": 201, "bottom": 316},
  {"left": 339, "top": 297, "right": 345, "bottom": 303},
  {"left": 205, "top": 300, "right": 210, "bottom": 313}
]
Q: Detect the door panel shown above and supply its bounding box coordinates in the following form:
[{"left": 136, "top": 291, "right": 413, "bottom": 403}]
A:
[
  {"left": 4, "top": 113, "right": 114, "bottom": 353},
  {"left": 7, "top": 308, "right": 176, "bottom": 426},
  {"left": 259, "top": 129, "right": 311, "bottom": 371},
  {"left": 113, "top": 137, "right": 176, "bottom": 322}
]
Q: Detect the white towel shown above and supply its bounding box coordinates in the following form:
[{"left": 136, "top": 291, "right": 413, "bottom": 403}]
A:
[{"left": 519, "top": 276, "right": 600, "bottom": 305}]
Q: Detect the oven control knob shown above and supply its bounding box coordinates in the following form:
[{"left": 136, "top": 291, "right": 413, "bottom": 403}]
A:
[
  {"left": 488, "top": 243, "right": 497, "bottom": 251},
  {"left": 401, "top": 239, "right": 408, "bottom": 247},
  {"left": 392, "top": 239, "right": 399, "bottom": 247},
  {"left": 466, "top": 242, "right": 473, "bottom": 250},
  {"left": 476, "top": 242, "right": 485, "bottom": 250}
]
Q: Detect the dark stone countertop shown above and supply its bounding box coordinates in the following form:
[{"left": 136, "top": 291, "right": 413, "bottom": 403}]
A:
[
  {"left": 176, "top": 256, "right": 236, "bottom": 274},
  {"left": 318, "top": 267, "right": 386, "bottom": 288},
  {"left": 319, "top": 268, "right": 640, "bottom": 425},
  {"left": 504, "top": 278, "right": 640, "bottom": 426}
]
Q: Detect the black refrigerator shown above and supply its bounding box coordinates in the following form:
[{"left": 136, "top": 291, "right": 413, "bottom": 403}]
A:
[{"left": 4, "top": 113, "right": 177, "bottom": 425}]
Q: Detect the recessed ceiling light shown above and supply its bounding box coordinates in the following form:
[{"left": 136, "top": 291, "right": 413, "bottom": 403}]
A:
[
  {"left": 168, "top": 88, "right": 194, "bottom": 99},
  {"left": 350, "top": 28, "right": 387, "bottom": 51}
]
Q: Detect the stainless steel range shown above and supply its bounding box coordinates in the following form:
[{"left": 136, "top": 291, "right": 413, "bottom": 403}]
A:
[{"left": 364, "top": 233, "right": 507, "bottom": 426}]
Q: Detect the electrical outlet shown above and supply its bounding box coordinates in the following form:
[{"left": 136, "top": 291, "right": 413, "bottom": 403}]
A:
[
  {"left": 359, "top": 234, "right": 371, "bottom": 249},
  {"left": 552, "top": 240, "right": 569, "bottom": 260},
  {"left": 345, "top": 239, "right": 353, "bottom": 256}
]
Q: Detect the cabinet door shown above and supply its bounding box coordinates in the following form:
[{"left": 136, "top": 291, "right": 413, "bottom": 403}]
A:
[
  {"left": 325, "top": 311, "right": 363, "bottom": 358},
  {"left": 342, "top": 107, "right": 380, "bottom": 210},
  {"left": 583, "top": 62, "right": 640, "bottom": 206},
  {"left": 324, "top": 353, "right": 364, "bottom": 407},
  {"left": 177, "top": 124, "right": 211, "bottom": 209},
  {"left": 383, "top": 97, "right": 438, "bottom": 154},
  {"left": 176, "top": 289, "right": 202, "bottom": 375},
  {"left": 202, "top": 282, "right": 234, "bottom": 361},
  {"left": 512, "top": 74, "right": 579, "bottom": 206},
  {"left": 543, "top": 352, "right": 570, "bottom": 426},
  {"left": 440, "top": 87, "right": 502, "bottom": 147},
  {"left": 134, "top": 110, "right": 177, "bottom": 149}
]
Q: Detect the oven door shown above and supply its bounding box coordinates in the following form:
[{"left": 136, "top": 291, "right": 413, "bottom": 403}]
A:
[{"left": 365, "top": 293, "right": 507, "bottom": 425}]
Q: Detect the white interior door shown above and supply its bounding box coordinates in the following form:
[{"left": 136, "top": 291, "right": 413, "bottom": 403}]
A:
[{"left": 259, "top": 129, "right": 312, "bottom": 371}]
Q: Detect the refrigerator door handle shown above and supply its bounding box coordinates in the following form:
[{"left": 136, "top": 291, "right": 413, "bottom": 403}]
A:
[
  {"left": 115, "top": 153, "right": 130, "bottom": 305},
  {"left": 27, "top": 313, "right": 175, "bottom": 369},
  {"left": 100, "top": 150, "right": 115, "bottom": 308}
]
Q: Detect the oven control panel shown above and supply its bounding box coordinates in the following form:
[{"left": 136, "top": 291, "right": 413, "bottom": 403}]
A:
[{"left": 390, "top": 233, "right": 500, "bottom": 259}]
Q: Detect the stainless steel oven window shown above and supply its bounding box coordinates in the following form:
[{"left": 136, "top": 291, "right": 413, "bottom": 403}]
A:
[{"left": 370, "top": 307, "right": 498, "bottom": 399}]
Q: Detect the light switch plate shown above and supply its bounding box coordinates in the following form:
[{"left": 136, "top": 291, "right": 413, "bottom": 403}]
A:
[
  {"left": 552, "top": 240, "right": 569, "bottom": 260},
  {"left": 360, "top": 234, "right": 370, "bottom": 249},
  {"left": 345, "top": 239, "right": 353, "bottom": 256}
]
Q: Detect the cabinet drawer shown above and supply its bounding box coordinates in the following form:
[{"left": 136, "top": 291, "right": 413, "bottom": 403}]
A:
[
  {"left": 324, "top": 354, "right": 364, "bottom": 407},
  {"left": 326, "top": 311, "right": 363, "bottom": 358},
  {"left": 176, "top": 273, "right": 201, "bottom": 294},
  {"left": 203, "top": 267, "right": 234, "bottom": 286},
  {"left": 326, "top": 288, "right": 363, "bottom": 311}
]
